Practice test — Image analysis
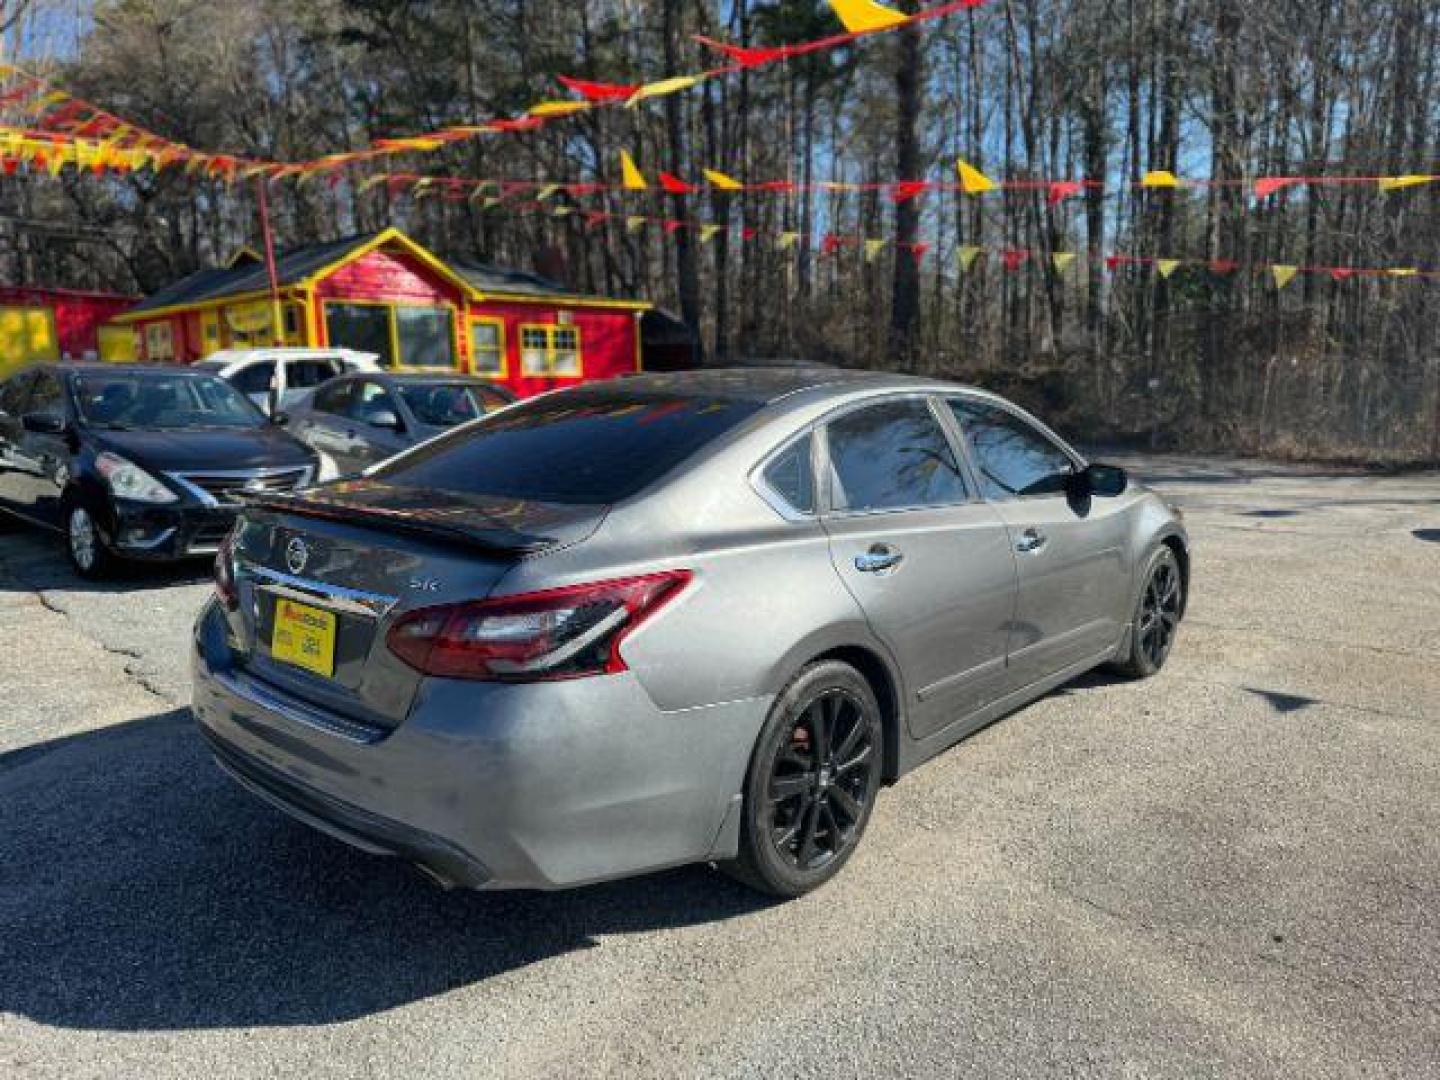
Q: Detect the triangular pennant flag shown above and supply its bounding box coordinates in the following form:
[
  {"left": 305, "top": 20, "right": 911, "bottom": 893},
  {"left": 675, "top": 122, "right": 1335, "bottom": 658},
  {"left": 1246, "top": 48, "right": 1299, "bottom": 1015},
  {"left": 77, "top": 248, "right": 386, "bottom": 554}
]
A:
[
  {"left": 956, "top": 158, "right": 996, "bottom": 195},
  {"left": 829, "top": 0, "right": 910, "bottom": 33},
  {"left": 557, "top": 75, "right": 640, "bottom": 102},
  {"left": 777, "top": 232, "right": 800, "bottom": 251},
  {"left": 1387, "top": 267, "right": 1419, "bottom": 277},
  {"left": 821, "top": 233, "right": 844, "bottom": 256},
  {"left": 864, "top": 239, "right": 887, "bottom": 263},
  {"left": 620, "top": 150, "right": 647, "bottom": 190},
  {"left": 1328, "top": 268, "right": 1356, "bottom": 282},
  {"left": 626, "top": 215, "right": 648, "bottom": 234},
  {"left": 663, "top": 220, "right": 685, "bottom": 235},
  {"left": 703, "top": 168, "right": 744, "bottom": 191},
  {"left": 1210, "top": 259, "right": 1239, "bottom": 275},
  {"left": 889, "top": 180, "right": 929, "bottom": 203},
  {"left": 1051, "top": 252, "right": 1076, "bottom": 273},
  {"left": 551, "top": 206, "right": 573, "bottom": 218},
  {"left": 481, "top": 197, "right": 501, "bottom": 210},
  {"left": 357, "top": 174, "right": 387, "bottom": 194},
  {"left": 527, "top": 100, "right": 590, "bottom": 118},
  {"left": 626, "top": 75, "right": 704, "bottom": 108},
  {"left": 1254, "top": 177, "right": 1298, "bottom": 198},
  {"left": 693, "top": 36, "right": 797, "bottom": 69},
  {"left": 1156, "top": 259, "right": 1181, "bottom": 279},
  {"left": 1047, "top": 181, "right": 1084, "bottom": 205},
  {"left": 659, "top": 172, "right": 695, "bottom": 195},
  {"left": 1270, "top": 264, "right": 1299, "bottom": 289},
  {"left": 958, "top": 245, "right": 984, "bottom": 270},
  {"left": 1377, "top": 175, "right": 1434, "bottom": 193},
  {"left": 1002, "top": 249, "right": 1029, "bottom": 272},
  {"left": 699, "top": 224, "right": 722, "bottom": 243},
  {"left": 908, "top": 242, "right": 931, "bottom": 265},
  {"left": 535, "top": 184, "right": 560, "bottom": 200},
  {"left": 1141, "top": 170, "right": 1181, "bottom": 189}
]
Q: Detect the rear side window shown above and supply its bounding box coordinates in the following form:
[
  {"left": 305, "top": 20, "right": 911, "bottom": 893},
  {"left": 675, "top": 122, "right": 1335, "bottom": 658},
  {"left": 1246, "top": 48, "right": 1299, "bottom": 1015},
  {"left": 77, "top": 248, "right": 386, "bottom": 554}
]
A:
[
  {"left": 312, "top": 380, "right": 355, "bottom": 416},
  {"left": 288, "top": 360, "right": 339, "bottom": 389},
  {"left": 0, "top": 372, "right": 33, "bottom": 415},
  {"left": 760, "top": 434, "right": 815, "bottom": 515},
  {"left": 26, "top": 373, "right": 67, "bottom": 422},
  {"left": 372, "top": 390, "right": 764, "bottom": 505},
  {"left": 826, "top": 399, "right": 969, "bottom": 513},
  {"left": 230, "top": 362, "right": 275, "bottom": 395}
]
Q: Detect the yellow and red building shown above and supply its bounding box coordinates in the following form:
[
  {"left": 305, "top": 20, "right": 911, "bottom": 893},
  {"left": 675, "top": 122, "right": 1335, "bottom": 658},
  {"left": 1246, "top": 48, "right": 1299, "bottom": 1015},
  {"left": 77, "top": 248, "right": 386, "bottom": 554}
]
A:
[{"left": 111, "top": 228, "right": 652, "bottom": 397}]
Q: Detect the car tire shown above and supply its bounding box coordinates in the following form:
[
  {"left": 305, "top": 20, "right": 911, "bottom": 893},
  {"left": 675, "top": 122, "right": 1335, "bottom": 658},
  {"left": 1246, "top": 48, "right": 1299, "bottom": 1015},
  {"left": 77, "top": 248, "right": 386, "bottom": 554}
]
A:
[
  {"left": 723, "top": 660, "right": 885, "bottom": 899},
  {"left": 64, "top": 500, "right": 114, "bottom": 580},
  {"left": 1114, "top": 545, "right": 1183, "bottom": 679}
]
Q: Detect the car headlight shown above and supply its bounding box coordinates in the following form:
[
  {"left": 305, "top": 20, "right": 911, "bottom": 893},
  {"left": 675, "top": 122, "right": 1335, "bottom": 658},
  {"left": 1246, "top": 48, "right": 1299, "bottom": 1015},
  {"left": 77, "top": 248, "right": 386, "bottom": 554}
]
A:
[{"left": 95, "top": 452, "right": 178, "bottom": 504}]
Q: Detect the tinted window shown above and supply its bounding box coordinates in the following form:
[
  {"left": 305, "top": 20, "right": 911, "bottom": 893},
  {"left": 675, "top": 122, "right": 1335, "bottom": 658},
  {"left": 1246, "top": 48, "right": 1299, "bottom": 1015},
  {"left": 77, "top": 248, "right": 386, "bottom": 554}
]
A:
[
  {"left": 74, "top": 373, "right": 263, "bottom": 430},
  {"left": 761, "top": 434, "right": 815, "bottom": 515},
  {"left": 826, "top": 399, "right": 969, "bottom": 512},
  {"left": 288, "top": 360, "right": 339, "bottom": 389},
  {"left": 230, "top": 362, "right": 275, "bottom": 395},
  {"left": 312, "top": 380, "right": 355, "bottom": 416},
  {"left": 26, "top": 373, "right": 67, "bottom": 422},
  {"left": 398, "top": 383, "right": 508, "bottom": 428},
  {"left": 395, "top": 308, "right": 454, "bottom": 369},
  {"left": 348, "top": 381, "right": 399, "bottom": 424},
  {"left": 949, "top": 398, "right": 1074, "bottom": 499},
  {"left": 372, "top": 389, "right": 764, "bottom": 505},
  {"left": 0, "top": 372, "right": 33, "bottom": 416}
]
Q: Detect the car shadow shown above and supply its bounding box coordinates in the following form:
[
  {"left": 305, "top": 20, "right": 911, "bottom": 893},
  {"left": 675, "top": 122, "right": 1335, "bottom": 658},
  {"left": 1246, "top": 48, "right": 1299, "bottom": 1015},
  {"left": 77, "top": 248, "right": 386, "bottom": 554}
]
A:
[
  {"left": 0, "top": 529, "right": 211, "bottom": 595},
  {"left": 0, "top": 709, "right": 772, "bottom": 1032}
]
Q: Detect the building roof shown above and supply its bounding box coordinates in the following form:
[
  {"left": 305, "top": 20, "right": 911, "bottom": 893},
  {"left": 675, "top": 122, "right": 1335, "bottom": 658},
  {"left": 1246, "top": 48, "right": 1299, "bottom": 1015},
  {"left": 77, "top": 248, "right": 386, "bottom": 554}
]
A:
[{"left": 120, "top": 228, "right": 650, "bottom": 319}]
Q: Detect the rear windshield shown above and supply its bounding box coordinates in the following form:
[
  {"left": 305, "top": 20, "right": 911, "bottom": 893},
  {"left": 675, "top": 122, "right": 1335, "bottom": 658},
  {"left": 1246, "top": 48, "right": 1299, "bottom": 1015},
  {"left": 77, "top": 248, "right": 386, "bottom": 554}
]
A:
[{"left": 370, "top": 389, "right": 764, "bottom": 504}]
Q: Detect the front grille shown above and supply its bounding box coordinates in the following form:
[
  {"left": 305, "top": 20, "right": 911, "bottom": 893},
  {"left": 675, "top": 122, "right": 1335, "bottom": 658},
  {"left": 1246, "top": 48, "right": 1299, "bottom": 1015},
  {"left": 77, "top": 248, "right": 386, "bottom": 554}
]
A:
[{"left": 171, "top": 467, "right": 311, "bottom": 507}]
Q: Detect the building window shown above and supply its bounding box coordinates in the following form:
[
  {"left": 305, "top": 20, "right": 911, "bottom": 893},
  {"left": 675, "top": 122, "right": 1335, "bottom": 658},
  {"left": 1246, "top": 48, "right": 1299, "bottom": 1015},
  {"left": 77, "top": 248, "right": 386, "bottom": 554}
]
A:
[
  {"left": 325, "top": 302, "right": 456, "bottom": 369},
  {"left": 145, "top": 322, "right": 174, "bottom": 362},
  {"left": 394, "top": 306, "right": 455, "bottom": 369},
  {"left": 325, "top": 303, "right": 392, "bottom": 366},
  {"left": 470, "top": 319, "right": 505, "bottom": 376},
  {"left": 519, "top": 323, "right": 582, "bottom": 377}
]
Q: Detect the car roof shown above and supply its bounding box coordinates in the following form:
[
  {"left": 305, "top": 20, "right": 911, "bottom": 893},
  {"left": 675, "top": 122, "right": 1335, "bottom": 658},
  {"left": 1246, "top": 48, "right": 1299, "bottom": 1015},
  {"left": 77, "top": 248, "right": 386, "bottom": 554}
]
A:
[
  {"left": 44, "top": 363, "right": 219, "bottom": 379},
  {"left": 364, "top": 372, "right": 509, "bottom": 386},
  {"left": 585, "top": 366, "right": 965, "bottom": 405}
]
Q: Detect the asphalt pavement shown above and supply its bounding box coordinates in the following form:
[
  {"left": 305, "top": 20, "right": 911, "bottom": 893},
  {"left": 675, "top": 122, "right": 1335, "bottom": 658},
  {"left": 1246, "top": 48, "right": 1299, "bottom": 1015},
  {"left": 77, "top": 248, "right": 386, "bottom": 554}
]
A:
[{"left": 1, "top": 455, "right": 1437, "bottom": 1079}]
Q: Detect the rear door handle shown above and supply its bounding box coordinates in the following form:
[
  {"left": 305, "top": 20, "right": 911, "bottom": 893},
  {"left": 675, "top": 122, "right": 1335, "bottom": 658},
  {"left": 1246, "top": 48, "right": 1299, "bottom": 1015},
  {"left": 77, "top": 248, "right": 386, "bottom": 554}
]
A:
[
  {"left": 854, "top": 545, "right": 904, "bottom": 573},
  {"left": 1015, "top": 528, "right": 1048, "bottom": 554}
]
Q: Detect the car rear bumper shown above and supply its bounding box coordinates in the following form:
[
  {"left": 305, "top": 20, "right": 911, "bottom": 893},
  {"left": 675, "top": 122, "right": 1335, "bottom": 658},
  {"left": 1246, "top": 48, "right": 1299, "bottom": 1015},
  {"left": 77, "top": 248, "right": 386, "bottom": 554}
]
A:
[{"left": 190, "top": 599, "right": 768, "bottom": 890}]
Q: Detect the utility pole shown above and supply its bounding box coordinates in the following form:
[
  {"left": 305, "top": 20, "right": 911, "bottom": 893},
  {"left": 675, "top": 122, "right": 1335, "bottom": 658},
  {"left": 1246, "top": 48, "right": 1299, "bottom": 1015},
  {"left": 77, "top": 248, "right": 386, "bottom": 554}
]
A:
[{"left": 255, "top": 175, "right": 284, "bottom": 348}]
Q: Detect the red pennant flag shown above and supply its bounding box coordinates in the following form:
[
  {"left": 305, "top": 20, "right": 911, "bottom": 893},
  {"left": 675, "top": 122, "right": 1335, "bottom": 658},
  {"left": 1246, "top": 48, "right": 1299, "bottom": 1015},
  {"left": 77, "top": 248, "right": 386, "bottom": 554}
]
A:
[
  {"left": 1104, "top": 255, "right": 1125, "bottom": 273},
  {"left": 489, "top": 116, "right": 546, "bottom": 133},
  {"left": 557, "top": 75, "right": 641, "bottom": 102},
  {"left": 890, "top": 181, "right": 929, "bottom": 203},
  {"left": 584, "top": 211, "right": 610, "bottom": 231},
  {"left": 821, "top": 233, "right": 844, "bottom": 255},
  {"left": 659, "top": 172, "right": 695, "bottom": 195},
  {"left": 742, "top": 227, "right": 758, "bottom": 241},
  {"left": 1209, "top": 259, "right": 1239, "bottom": 274},
  {"left": 1328, "top": 268, "right": 1356, "bottom": 281},
  {"left": 693, "top": 36, "right": 796, "bottom": 68},
  {"left": 3, "top": 158, "right": 19, "bottom": 175},
  {"left": 663, "top": 220, "right": 685, "bottom": 234},
  {"left": 1254, "top": 177, "right": 1298, "bottom": 198},
  {"left": 910, "top": 242, "right": 931, "bottom": 265},
  {"left": 1003, "top": 249, "right": 1030, "bottom": 271},
  {"left": 566, "top": 183, "right": 604, "bottom": 196},
  {"left": 1047, "top": 181, "right": 1085, "bottom": 205},
  {"left": 755, "top": 180, "right": 798, "bottom": 193}
]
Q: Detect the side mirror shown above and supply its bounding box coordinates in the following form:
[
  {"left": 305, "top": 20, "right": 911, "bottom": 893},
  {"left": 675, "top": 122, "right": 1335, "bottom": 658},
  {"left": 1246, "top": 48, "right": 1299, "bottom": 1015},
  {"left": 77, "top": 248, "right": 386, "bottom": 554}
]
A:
[
  {"left": 1082, "top": 463, "right": 1128, "bottom": 498},
  {"left": 367, "top": 409, "right": 402, "bottom": 431},
  {"left": 22, "top": 411, "right": 67, "bottom": 435}
]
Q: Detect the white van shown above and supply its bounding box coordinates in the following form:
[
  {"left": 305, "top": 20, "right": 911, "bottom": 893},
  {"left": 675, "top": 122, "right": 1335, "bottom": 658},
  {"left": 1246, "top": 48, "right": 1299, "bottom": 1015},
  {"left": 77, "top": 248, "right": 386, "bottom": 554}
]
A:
[{"left": 194, "top": 347, "right": 381, "bottom": 415}]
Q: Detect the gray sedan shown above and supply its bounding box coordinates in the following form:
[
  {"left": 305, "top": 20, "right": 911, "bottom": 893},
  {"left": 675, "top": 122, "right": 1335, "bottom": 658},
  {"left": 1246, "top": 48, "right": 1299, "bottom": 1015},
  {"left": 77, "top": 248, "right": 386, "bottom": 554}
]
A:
[
  {"left": 284, "top": 372, "right": 514, "bottom": 477},
  {"left": 193, "top": 369, "right": 1188, "bottom": 898}
]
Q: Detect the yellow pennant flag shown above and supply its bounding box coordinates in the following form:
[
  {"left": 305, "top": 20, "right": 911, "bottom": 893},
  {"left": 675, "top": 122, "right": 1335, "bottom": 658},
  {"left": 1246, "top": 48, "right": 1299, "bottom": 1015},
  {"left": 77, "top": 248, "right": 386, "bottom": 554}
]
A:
[
  {"left": 620, "top": 150, "right": 647, "bottom": 190},
  {"left": 626, "top": 215, "right": 648, "bottom": 234},
  {"left": 958, "top": 245, "right": 984, "bottom": 270},
  {"left": 626, "top": 75, "right": 704, "bottom": 108},
  {"left": 1051, "top": 252, "right": 1077, "bottom": 273},
  {"left": 1387, "top": 267, "right": 1419, "bottom": 277},
  {"left": 1270, "top": 265, "right": 1299, "bottom": 290},
  {"left": 829, "top": 0, "right": 910, "bottom": 33},
  {"left": 551, "top": 206, "right": 573, "bottom": 218},
  {"left": 481, "top": 197, "right": 502, "bottom": 209},
  {"left": 777, "top": 232, "right": 800, "bottom": 251},
  {"left": 46, "top": 149, "right": 67, "bottom": 176},
  {"left": 864, "top": 239, "right": 887, "bottom": 263},
  {"left": 699, "top": 224, "right": 722, "bottom": 243},
  {"left": 527, "top": 100, "right": 591, "bottom": 118},
  {"left": 535, "top": 184, "right": 560, "bottom": 200},
  {"left": 703, "top": 168, "right": 744, "bottom": 191},
  {"left": 357, "top": 175, "right": 387, "bottom": 194},
  {"left": 1377, "top": 175, "right": 1435, "bottom": 193},
  {"left": 1156, "top": 259, "right": 1181, "bottom": 279},
  {"left": 956, "top": 158, "right": 996, "bottom": 195},
  {"left": 1142, "top": 170, "right": 1181, "bottom": 189}
]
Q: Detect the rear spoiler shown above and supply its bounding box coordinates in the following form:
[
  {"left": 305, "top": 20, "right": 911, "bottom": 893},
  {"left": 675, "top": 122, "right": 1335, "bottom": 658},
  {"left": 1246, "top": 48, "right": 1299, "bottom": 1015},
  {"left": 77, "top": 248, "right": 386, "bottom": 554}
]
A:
[{"left": 242, "top": 491, "right": 555, "bottom": 555}]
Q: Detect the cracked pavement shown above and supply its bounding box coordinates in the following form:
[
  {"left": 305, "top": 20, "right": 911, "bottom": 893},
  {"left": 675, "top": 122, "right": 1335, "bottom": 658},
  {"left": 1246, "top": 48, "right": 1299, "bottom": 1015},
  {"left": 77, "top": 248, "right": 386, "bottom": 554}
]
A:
[{"left": 1, "top": 455, "right": 1437, "bottom": 1079}]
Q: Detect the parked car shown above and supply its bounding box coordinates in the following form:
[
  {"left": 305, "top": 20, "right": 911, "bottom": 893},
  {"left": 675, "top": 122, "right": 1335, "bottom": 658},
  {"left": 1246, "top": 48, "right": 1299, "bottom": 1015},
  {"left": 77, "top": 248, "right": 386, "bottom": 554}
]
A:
[
  {"left": 194, "top": 347, "right": 381, "bottom": 415},
  {"left": 0, "top": 364, "right": 319, "bottom": 577},
  {"left": 193, "top": 369, "right": 1188, "bottom": 898},
  {"left": 285, "top": 372, "right": 515, "bottom": 478}
]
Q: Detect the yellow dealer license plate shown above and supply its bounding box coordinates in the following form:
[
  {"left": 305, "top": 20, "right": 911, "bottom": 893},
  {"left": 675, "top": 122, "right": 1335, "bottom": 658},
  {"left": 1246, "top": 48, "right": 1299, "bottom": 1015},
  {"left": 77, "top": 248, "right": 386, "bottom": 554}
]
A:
[{"left": 271, "top": 598, "right": 337, "bottom": 678}]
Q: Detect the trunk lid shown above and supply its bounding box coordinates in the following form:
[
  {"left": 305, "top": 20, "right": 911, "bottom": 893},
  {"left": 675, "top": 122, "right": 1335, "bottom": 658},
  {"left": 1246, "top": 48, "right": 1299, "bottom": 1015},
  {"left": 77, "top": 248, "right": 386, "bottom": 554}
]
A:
[{"left": 227, "top": 479, "right": 606, "bottom": 730}]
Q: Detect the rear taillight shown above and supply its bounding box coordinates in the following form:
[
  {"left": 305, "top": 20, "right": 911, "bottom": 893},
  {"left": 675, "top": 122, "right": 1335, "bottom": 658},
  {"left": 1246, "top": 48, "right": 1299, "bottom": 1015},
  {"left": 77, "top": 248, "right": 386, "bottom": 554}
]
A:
[
  {"left": 214, "top": 531, "right": 238, "bottom": 609},
  {"left": 386, "top": 570, "right": 692, "bottom": 682}
]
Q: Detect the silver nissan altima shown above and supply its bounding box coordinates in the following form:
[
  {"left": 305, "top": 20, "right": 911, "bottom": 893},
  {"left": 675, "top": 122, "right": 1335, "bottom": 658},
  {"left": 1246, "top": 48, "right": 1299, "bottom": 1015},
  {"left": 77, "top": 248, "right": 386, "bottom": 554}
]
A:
[{"left": 193, "top": 368, "right": 1188, "bottom": 897}]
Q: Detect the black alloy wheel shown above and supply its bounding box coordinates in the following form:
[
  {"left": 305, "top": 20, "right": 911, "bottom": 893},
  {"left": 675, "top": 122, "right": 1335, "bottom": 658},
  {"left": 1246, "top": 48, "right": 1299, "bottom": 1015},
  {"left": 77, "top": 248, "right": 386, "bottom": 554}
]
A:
[
  {"left": 1117, "top": 546, "right": 1183, "bottom": 678},
  {"left": 726, "top": 660, "right": 884, "bottom": 898}
]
